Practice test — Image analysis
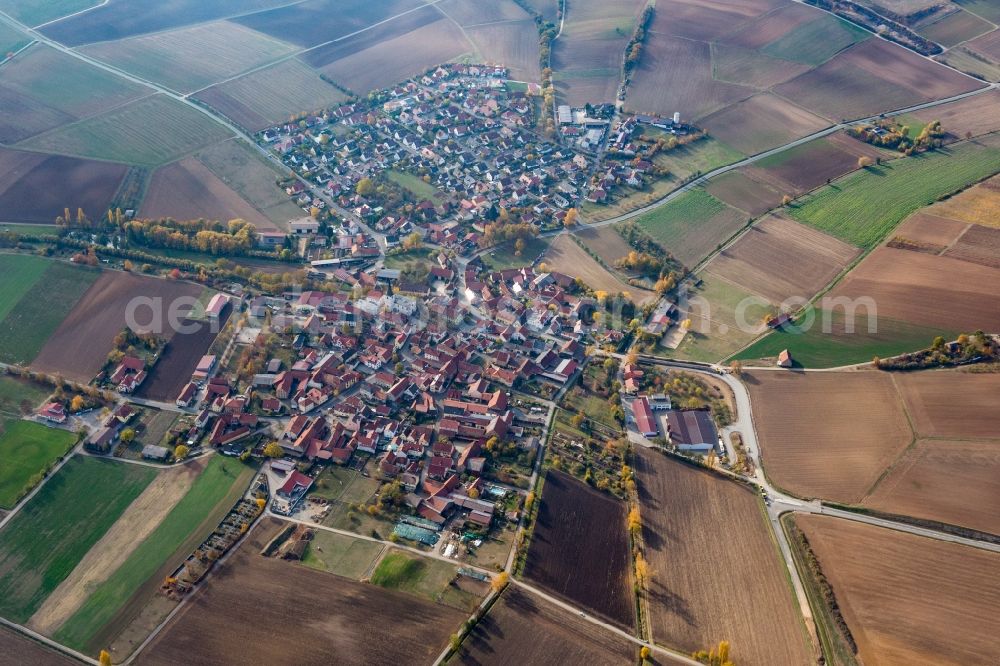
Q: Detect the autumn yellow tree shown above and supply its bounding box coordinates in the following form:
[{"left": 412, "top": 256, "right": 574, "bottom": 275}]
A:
[
  {"left": 491, "top": 571, "right": 510, "bottom": 593},
  {"left": 99, "top": 650, "right": 112, "bottom": 666},
  {"left": 857, "top": 155, "right": 873, "bottom": 168},
  {"left": 174, "top": 444, "right": 189, "bottom": 460},
  {"left": 514, "top": 237, "right": 526, "bottom": 256},
  {"left": 563, "top": 208, "right": 579, "bottom": 227},
  {"left": 628, "top": 506, "right": 641, "bottom": 534},
  {"left": 70, "top": 395, "right": 86, "bottom": 412},
  {"left": 263, "top": 441, "right": 284, "bottom": 458},
  {"left": 634, "top": 552, "right": 649, "bottom": 585}
]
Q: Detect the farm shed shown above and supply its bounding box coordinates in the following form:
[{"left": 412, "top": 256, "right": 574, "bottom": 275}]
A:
[{"left": 665, "top": 410, "right": 718, "bottom": 453}]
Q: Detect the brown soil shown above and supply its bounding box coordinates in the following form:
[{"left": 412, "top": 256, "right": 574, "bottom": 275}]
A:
[
  {"left": 793, "top": 514, "right": 1000, "bottom": 666},
  {"left": 634, "top": 449, "right": 812, "bottom": 666},
  {"left": 706, "top": 214, "right": 859, "bottom": 304},
  {"left": 893, "top": 369, "right": 1000, "bottom": 438},
  {"left": 576, "top": 225, "right": 634, "bottom": 266},
  {"left": 457, "top": 586, "right": 645, "bottom": 665},
  {"left": 864, "top": 438, "right": 1000, "bottom": 535},
  {"left": 945, "top": 223, "right": 1000, "bottom": 268},
  {"left": 0, "top": 626, "right": 78, "bottom": 666},
  {"left": 745, "top": 370, "right": 913, "bottom": 503},
  {"left": 543, "top": 233, "right": 657, "bottom": 304},
  {"left": 137, "top": 307, "right": 230, "bottom": 402},
  {"left": 138, "top": 518, "right": 466, "bottom": 665},
  {"left": 911, "top": 89, "right": 1000, "bottom": 141},
  {"left": 705, "top": 171, "right": 782, "bottom": 217},
  {"left": 523, "top": 470, "right": 634, "bottom": 630},
  {"left": 0, "top": 147, "right": 126, "bottom": 224},
  {"left": 701, "top": 92, "right": 830, "bottom": 155},
  {"left": 826, "top": 246, "right": 1000, "bottom": 333},
  {"left": 31, "top": 271, "right": 202, "bottom": 383},
  {"left": 745, "top": 133, "right": 883, "bottom": 195},
  {"left": 892, "top": 212, "right": 969, "bottom": 249},
  {"left": 140, "top": 158, "right": 276, "bottom": 232},
  {"left": 28, "top": 461, "right": 203, "bottom": 635}
]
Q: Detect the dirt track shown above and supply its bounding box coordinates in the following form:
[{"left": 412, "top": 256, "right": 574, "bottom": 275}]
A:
[{"left": 28, "top": 461, "right": 203, "bottom": 635}]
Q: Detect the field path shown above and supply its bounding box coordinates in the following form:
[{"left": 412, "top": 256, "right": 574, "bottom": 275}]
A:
[{"left": 27, "top": 461, "right": 203, "bottom": 635}]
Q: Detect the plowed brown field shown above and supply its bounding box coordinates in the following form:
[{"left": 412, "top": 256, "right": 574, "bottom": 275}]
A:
[
  {"left": 706, "top": 215, "right": 859, "bottom": 304},
  {"left": 893, "top": 370, "right": 1000, "bottom": 438},
  {"left": 793, "top": 514, "right": 1000, "bottom": 666},
  {"left": 745, "top": 370, "right": 913, "bottom": 503},
  {"left": 32, "top": 272, "right": 202, "bottom": 382},
  {"left": 634, "top": 449, "right": 812, "bottom": 666},
  {"left": 864, "top": 438, "right": 1000, "bottom": 534},
  {"left": 523, "top": 470, "right": 634, "bottom": 630},
  {"left": 139, "top": 518, "right": 465, "bottom": 665}
]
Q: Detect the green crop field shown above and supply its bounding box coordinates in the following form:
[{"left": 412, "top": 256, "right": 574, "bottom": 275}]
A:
[
  {"left": 481, "top": 236, "right": 550, "bottom": 270},
  {"left": 762, "top": 14, "right": 868, "bottom": 66},
  {"left": 733, "top": 309, "right": 955, "bottom": 368},
  {"left": 370, "top": 550, "right": 460, "bottom": 602},
  {"left": 0, "top": 374, "right": 51, "bottom": 417},
  {"left": 0, "top": 22, "right": 29, "bottom": 54},
  {"left": 791, "top": 137, "right": 1000, "bottom": 248},
  {"left": 0, "top": 457, "right": 155, "bottom": 623},
  {"left": 632, "top": 189, "right": 747, "bottom": 266},
  {"left": 650, "top": 135, "right": 745, "bottom": 183},
  {"left": 302, "top": 531, "right": 384, "bottom": 580},
  {"left": 0, "top": 259, "right": 99, "bottom": 364},
  {"left": 20, "top": 94, "right": 233, "bottom": 166},
  {"left": 0, "top": 419, "right": 76, "bottom": 509},
  {"left": 54, "top": 455, "right": 254, "bottom": 651},
  {"left": 387, "top": 170, "right": 441, "bottom": 200},
  {"left": 0, "top": 0, "right": 93, "bottom": 27},
  {"left": 2, "top": 46, "right": 147, "bottom": 119},
  {"left": 0, "top": 255, "right": 48, "bottom": 322}
]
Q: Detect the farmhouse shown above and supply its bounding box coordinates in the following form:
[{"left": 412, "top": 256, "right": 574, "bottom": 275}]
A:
[
  {"left": 632, "top": 396, "right": 658, "bottom": 437},
  {"left": 110, "top": 355, "right": 147, "bottom": 393},
  {"left": 664, "top": 409, "right": 718, "bottom": 453},
  {"left": 39, "top": 402, "right": 67, "bottom": 424}
]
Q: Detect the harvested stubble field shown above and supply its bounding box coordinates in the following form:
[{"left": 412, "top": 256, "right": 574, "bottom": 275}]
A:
[
  {"left": 721, "top": 2, "right": 824, "bottom": 50},
  {"left": 79, "top": 22, "right": 296, "bottom": 94},
  {"left": 40, "top": 0, "right": 293, "bottom": 46},
  {"left": 137, "top": 307, "right": 230, "bottom": 403},
  {"left": 627, "top": 34, "right": 751, "bottom": 120},
  {"left": 317, "top": 18, "right": 472, "bottom": 96},
  {"left": 700, "top": 93, "right": 830, "bottom": 156},
  {"left": 924, "top": 172, "right": 1000, "bottom": 227},
  {"left": 523, "top": 470, "right": 634, "bottom": 630},
  {"left": 633, "top": 189, "right": 747, "bottom": 267},
  {"left": 775, "top": 39, "right": 982, "bottom": 122},
  {"left": 0, "top": 259, "right": 99, "bottom": 366},
  {"left": 139, "top": 518, "right": 465, "bottom": 665},
  {"left": 457, "top": 586, "right": 643, "bottom": 666},
  {"left": 918, "top": 7, "right": 994, "bottom": 47},
  {"left": 745, "top": 370, "right": 913, "bottom": 503},
  {"left": 709, "top": 43, "right": 810, "bottom": 89},
  {"left": 234, "top": 0, "right": 422, "bottom": 48},
  {"left": 20, "top": 94, "right": 233, "bottom": 167},
  {"left": 705, "top": 215, "right": 859, "bottom": 305},
  {"left": 793, "top": 515, "right": 1000, "bottom": 666},
  {"left": 758, "top": 11, "right": 868, "bottom": 66},
  {"left": 0, "top": 147, "right": 127, "bottom": 224},
  {"left": 32, "top": 271, "right": 203, "bottom": 383},
  {"left": 790, "top": 135, "right": 1000, "bottom": 248},
  {"left": 891, "top": 211, "right": 970, "bottom": 249},
  {"left": 649, "top": 135, "right": 745, "bottom": 183},
  {"left": 464, "top": 19, "right": 542, "bottom": 82},
  {"left": 703, "top": 171, "right": 782, "bottom": 217},
  {"left": 745, "top": 132, "right": 883, "bottom": 196},
  {"left": 957, "top": 0, "right": 1000, "bottom": 22},
  {"left": 0, "top": 457, "right": 156, "bottom": 624},
  {"left": 894, "top": 370, "right": 1000, "bottom": 439},
  {"left": 669, "top": 273, "right": 771, "bottom": 363},
  {"left": 634, "top": 449, "right": 811, "bottom": 666},
  {"left": 0, "top": 87, "right": 74, "bottom": 145},
  {"left": 195, "top": 138, "right": 303, "bottom": 231},
  {"left": 650, "top": 0, "right": 785, "bottom": 42},
  {"left": 576, "top": 225, "right": 634, "bottom": 266},
  {"left": 551, "top": 0, "right": 647, "bottom": 106},
  {"left": 936, "top": 45, "right": 1000, "bottom": 82},
  {"left": 825, "top": 246, "right": 1000, "bottom": 332},
  {"left": 864, "top": 438, "right": 1000, "bottom": 535},
  {"left": 0, "top": 419, "right": 76, "bottom": 510},
  {"left": 542, "top": 234, "right": 656, "bottom": 304},
  {"left": 0, "top": 626, "right": 78, "bottom": 666},
  {"left": 140, "top": 158, "right": 276, "bottom": 231},
  {"left": 195, "top": 58, "right": 347, "bottom": 132},
  {"left": 967, "top": 25, "right": 1000, "bottom": 60}
]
